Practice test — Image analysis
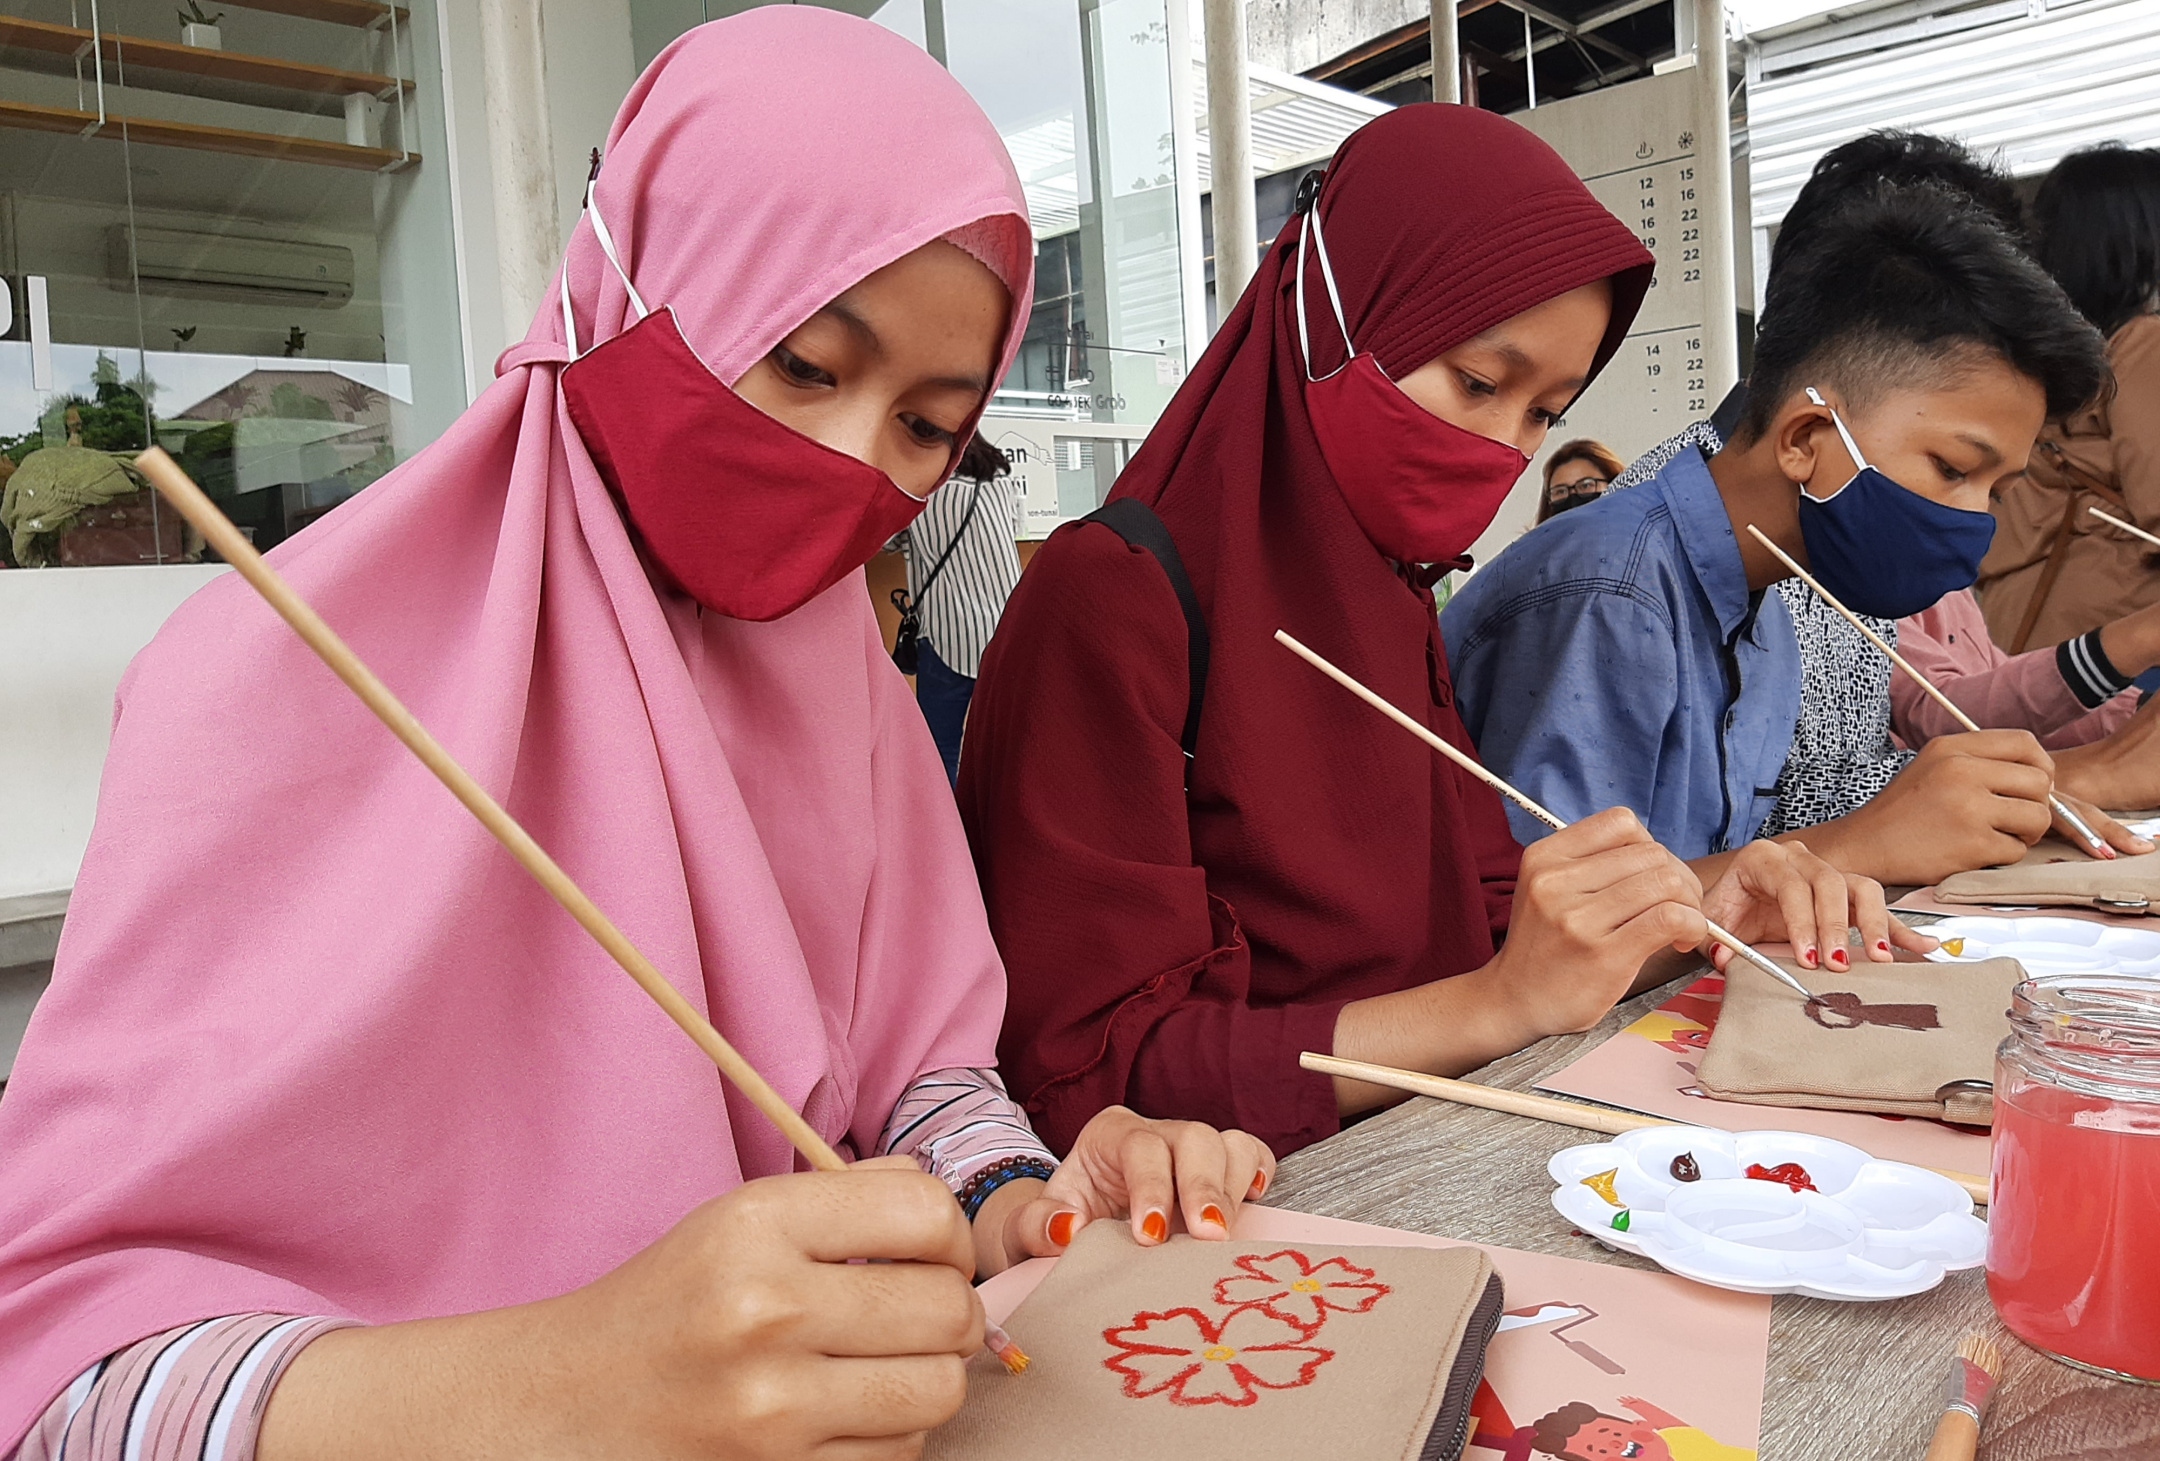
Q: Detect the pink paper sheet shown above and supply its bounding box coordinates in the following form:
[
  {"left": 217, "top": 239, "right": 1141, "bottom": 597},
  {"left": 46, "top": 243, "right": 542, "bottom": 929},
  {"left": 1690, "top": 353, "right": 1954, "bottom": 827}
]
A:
[
  {"left": 980, "top": 1206, "right": 1770, "bottom": 1460},
  {"left": 1534, "top": 969, "right": 1993, "bottom": 1177}
]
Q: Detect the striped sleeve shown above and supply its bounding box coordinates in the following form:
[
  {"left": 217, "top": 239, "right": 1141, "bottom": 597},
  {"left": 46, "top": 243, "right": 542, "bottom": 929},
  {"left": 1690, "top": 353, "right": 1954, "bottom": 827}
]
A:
[
  {"left": 877, "top": 1065, "right": 1055, "bottom": 1197},
  {"left": 10, "top": 1315, "right": 357, "bottom": 1461},
  {"left": 910, "top": 475, "right": 1023, "bottom": 680},
  {"left": 2057, "top": 627, "right": 2136, "bottom": 709}
]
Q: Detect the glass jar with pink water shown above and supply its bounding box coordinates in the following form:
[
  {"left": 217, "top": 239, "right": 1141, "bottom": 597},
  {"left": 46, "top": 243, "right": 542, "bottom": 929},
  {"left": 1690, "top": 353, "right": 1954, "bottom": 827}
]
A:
[{"left": 1988, "top": 974, "right": 2160, "bottom": 1382}]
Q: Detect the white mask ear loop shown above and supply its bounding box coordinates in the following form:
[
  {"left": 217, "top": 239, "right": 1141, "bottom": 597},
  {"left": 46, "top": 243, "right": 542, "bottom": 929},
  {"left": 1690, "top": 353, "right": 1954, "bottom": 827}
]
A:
[
  {"left": 1295, "top": 201, "right": 1357, "bottom": 383},
  {"left": 1805, "top": 386, "right": 1873, "bottom": 471},
  {"left": 561, "top": 178, "right": 650, "bottom": 363},
  {"left": 560, "top": 260, "right": 580, "bottom": 361},
  {"left": 584, "top": 184, "right": 649, "bottom": 322}
]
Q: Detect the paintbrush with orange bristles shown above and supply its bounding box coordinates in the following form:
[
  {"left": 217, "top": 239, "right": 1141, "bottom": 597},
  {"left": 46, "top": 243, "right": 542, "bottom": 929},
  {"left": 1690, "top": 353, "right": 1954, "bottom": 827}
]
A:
[
  {"left": 1922, "top": 1333, "right": 2004, "bottom": 1461},
  {"left": 130, "top": 447, "right": 1031, "bottom": 1377}
]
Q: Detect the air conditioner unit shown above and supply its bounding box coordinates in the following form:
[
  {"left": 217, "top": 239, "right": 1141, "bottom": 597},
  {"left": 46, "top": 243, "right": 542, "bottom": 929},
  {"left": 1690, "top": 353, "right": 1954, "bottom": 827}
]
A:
[{"left": 108, "top": 226, "right": 354, "bottom": 308}]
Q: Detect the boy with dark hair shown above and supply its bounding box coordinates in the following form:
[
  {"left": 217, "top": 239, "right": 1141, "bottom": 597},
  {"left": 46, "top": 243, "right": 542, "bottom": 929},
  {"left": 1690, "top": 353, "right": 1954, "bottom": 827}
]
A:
[
  {"left": 1603, "top": 131, "right": 2140, "bottom": 884},
  {"left": 1444, "top": 182, "right": 2109, "bottom": 929}
]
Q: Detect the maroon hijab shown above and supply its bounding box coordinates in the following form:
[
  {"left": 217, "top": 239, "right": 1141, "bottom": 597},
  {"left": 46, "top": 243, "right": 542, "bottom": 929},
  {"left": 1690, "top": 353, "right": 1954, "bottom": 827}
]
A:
[{"left": 961, "top": 105, "right": 1652, "bottom": 1156}]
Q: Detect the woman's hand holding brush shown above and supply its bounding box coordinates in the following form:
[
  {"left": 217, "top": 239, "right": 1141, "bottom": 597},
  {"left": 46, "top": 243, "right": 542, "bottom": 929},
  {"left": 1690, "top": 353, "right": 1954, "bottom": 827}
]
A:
[{"left": 263, "top": 1160, "right": 984, "bottom": 1461}]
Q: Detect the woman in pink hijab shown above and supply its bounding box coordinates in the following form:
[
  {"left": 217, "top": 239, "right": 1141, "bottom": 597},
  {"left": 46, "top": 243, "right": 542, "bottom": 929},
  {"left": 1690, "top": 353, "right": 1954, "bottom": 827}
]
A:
[{"left": 0, "top": 13, "right": 1270, "bottom": 1459}]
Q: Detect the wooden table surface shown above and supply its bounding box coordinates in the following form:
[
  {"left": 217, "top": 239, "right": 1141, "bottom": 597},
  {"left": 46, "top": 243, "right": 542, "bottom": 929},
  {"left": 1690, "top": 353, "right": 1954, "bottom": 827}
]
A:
[{"left": 1264, "top": 968, "right": 2160, "bottom": 1461}]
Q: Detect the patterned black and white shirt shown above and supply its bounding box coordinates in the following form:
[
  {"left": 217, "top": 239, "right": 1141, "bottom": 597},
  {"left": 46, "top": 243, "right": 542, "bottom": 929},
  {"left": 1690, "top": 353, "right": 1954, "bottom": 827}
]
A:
[{"left": 1610, "top": 417, "right": 1912, "bottom": 837}]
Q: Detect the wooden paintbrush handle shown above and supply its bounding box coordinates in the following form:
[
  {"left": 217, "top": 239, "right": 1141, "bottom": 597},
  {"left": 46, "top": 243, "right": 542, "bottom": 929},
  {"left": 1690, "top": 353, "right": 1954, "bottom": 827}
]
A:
[
  {"left": 1923, "top": 1410, "right": 1980, "bottom": 1461},
  {"left": 1301, "top": 1052, "right": 1990, "bottom": 1203},
  {"left": 1302, "top": 1053, "right": 1666, "bottom": 1133},
  {"left": 133, "top": 448, "right": 847, "bottom": 1174}
]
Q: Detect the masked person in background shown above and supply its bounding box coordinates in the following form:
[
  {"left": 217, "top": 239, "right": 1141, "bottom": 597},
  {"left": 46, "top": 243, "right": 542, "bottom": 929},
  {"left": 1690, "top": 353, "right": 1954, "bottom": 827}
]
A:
[
  {"left": 0, "top": 16, "right": 1271, "bottom": 1461},
  {"left": 1535, "top": 438, "right": 1624, "bottom": 524},
  {"left": 890, "top": 434, "right": 1024, "bottom": 785},
  {"left": 1447, "top": 181, "right": 2114, "bottom": 896},
  {"left": 960, "top": 106, "right": 1924, "bottom": 1162}
]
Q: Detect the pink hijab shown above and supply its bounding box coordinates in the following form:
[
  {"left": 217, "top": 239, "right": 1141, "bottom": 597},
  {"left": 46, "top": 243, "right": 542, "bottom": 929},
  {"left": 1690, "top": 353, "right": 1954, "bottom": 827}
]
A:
[{"left": 0, "top": 9, "right": 1033, "bottom": 1441}]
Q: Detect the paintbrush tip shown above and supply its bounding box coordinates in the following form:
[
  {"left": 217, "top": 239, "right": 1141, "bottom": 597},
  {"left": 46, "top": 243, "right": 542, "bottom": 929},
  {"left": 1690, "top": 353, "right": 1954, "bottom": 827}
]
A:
[
  {"left": 1956, "top": 1332, "right": 2004, "bottom": 1379},
  {"left": 987, "top": 1324, "right": 1031, "bottom": 1375}
]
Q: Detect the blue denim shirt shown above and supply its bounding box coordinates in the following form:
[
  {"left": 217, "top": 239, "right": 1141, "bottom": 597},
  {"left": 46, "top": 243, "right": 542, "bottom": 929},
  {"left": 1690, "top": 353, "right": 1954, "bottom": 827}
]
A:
[{"left": 1441, "top": 444, "right": 1800, "bottom": 860}]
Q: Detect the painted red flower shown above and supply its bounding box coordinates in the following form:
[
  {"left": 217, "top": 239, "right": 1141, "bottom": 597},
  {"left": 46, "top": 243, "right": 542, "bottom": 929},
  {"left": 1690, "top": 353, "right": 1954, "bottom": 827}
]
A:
[
  {"left": 1211, "top": 1249, "right": 1390, "bottom": 1329},
  {"left": 1102, "top": 1305, "right": 1333, "bottom": 1406}
]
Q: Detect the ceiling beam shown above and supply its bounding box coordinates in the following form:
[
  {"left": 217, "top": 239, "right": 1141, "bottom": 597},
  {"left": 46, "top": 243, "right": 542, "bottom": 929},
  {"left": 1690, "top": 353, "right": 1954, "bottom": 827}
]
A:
[
  {"left": 1304, "top": 0, "right": 1505, "bottom": 84},
  {"left": 1496, "top": 0, "right": 1647, "bottom": 69}
]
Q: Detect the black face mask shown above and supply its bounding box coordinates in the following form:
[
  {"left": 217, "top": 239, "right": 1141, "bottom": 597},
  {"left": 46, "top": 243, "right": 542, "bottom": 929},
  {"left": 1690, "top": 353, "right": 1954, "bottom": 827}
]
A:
[{"left": 1549, "top": 483, "right": 1607, "bottom": 516}]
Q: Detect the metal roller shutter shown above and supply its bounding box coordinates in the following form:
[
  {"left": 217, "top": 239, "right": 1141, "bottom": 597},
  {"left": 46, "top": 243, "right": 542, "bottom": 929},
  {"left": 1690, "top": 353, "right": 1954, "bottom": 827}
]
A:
[{"left": 1743, "top": 0, "right": 2160, "bottom": 288}]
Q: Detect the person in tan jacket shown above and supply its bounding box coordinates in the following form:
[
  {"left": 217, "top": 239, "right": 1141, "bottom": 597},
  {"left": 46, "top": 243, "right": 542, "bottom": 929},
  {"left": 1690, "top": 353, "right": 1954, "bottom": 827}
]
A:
[{"left": 1979, "top": 144, "right": 2160, "bottom": 654}]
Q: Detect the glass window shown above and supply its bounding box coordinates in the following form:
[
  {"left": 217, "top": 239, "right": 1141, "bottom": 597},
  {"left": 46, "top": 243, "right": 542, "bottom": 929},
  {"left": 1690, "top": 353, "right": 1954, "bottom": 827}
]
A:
[
  {"left": 1, "top": 0, "right": 464, "bottom": 568},
  {"left": 622, "top": 0, "right": 1197, "bottom": 528}
]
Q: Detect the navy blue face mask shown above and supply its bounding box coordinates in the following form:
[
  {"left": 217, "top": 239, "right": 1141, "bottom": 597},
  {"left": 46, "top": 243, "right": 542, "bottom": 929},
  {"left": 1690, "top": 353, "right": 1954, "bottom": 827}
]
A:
[{"left": 1792, "top": 387, "right": 1998, "bottom": 620}]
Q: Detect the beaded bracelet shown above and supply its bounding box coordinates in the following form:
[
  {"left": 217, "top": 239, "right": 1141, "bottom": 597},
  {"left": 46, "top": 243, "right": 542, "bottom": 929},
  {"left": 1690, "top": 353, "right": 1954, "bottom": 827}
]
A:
[{"left": 957, "top": 1155, "right": 1057, "bottom": 1222}]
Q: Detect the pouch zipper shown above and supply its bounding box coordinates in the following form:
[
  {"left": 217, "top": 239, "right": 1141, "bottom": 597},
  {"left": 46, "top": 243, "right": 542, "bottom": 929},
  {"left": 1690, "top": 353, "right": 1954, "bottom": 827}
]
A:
[{"left": 1419, "top": 1271, "right": 1506, "bottom": 1461}]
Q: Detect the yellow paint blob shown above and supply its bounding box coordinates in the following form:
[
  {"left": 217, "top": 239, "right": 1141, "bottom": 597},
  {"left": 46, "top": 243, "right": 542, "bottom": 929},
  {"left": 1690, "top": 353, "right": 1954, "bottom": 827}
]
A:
[
  {"left": 1291, "top": 1279, "right": 1322, "bottom": 1292},
  {"left": 1941, "top": 938, "right": 1966, "bottom": 957},
  {"left": 1581, "top": 1168, "right": 1623, "bottom": 1207},
  {"left": 1204, "top": 1346, "right": 1238, "bottom": 1362}
]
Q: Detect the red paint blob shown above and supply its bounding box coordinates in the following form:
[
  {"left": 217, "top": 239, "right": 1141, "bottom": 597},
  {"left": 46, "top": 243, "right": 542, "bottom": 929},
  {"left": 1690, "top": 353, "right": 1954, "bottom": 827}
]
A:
[{"left": 1745, "top": 1162, "right": 1817, "bottom": 1193}]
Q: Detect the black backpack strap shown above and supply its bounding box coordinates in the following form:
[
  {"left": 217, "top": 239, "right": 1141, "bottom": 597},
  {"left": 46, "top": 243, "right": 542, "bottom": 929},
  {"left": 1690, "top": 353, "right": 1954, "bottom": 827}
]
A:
[{"left": 1083, "top": 498, "right": 1210, "bottom": 764}]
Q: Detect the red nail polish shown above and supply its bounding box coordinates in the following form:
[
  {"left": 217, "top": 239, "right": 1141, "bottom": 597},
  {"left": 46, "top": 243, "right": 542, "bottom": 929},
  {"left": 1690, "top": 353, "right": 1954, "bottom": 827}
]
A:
[
  {"left": 1201, "top": 1204, "right": 1227, "bottom": 1231},
  {"left": 1249, "top": 1171, "right": 1269, "bottom": 1199},
  {"left": 1141, "top": 1210, "right": 1168, "bottom": 1243},
  {"left": 1876, "top": 940, "right": 1891, "bottom": 954},
  {"left": 1048, "top": 1211, "right": 1078, "bottom": 1247},
  {"left": 1830, "top": 947, "right": 1849, "bottom": 969},
  {"left": 1801, "top": 945, "right": 1818, "bottom": 968}
]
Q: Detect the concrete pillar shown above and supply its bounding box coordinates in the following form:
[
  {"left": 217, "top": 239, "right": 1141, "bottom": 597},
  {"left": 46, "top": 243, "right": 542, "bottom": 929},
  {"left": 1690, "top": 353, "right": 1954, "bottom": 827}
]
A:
[
  {"left": 1431, "top": 0, "right": 1460, "bottom": 103},
  {"left": 1694, "top": 0, "right": 1740, "bottom": 390},
  {"left": 478, "top": 0, "right": 561, "bottom": 336},
  {"left": 1204, "top": 0, "right": 1258, "bottom": 310}
]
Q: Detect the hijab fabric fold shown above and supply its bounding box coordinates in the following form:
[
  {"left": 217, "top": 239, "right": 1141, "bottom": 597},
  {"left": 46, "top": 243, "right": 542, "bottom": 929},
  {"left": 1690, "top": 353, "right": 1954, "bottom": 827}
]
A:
[
  {"left": 961, "top": 105, "right": 1651, "bottom": 1155},
  {"left": 0, "top": 10, "right": 1031, "bottom": 1442}
]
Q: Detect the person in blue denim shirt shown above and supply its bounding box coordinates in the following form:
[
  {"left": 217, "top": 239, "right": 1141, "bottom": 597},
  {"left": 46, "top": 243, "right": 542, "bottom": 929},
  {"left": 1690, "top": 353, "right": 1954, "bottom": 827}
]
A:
[
  {"left": 1447, "top": 181, "right": 2116, "bottom": 960},
  {"left": 1447, "top": 442, "right": 1800, "bottom": 859}
]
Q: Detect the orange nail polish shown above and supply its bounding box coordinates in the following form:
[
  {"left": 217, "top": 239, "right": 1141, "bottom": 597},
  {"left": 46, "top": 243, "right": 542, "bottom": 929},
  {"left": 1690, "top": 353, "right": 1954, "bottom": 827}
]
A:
[
  {"left": 1141, "top": 1210, "right": 1168, "bottom": 1243},
  {"left": 1249, "top": 1171, "right": 1269, "bottom": 1199},
  {"left": 1048, "top": 1210, "right": 1078, "bottom": 1247},
  {"left": 1201, "top": 1204, "right": 1227, "bottom": 1231}
]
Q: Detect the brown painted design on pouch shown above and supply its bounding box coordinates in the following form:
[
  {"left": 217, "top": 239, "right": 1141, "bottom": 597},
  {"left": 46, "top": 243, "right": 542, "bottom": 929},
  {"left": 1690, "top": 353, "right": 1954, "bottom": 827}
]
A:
[{"left": 1803, "top": 991, "right": 1941, "bottom": 1031}]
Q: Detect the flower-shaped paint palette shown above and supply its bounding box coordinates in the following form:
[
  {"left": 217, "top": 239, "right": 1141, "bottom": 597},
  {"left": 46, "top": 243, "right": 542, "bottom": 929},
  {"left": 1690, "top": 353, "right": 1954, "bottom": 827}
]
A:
[
  {"left": 1922, "top": 915, "right": 2160, "bottom": 977},
  {"left": 1548, "top": 1127, "right": 1985, "bottom": 1300}
]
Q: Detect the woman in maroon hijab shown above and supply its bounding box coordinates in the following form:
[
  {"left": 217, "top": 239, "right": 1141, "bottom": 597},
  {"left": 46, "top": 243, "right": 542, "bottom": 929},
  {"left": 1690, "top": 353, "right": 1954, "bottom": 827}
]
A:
[{"left": 960, "top": 106, "right": 1905, "bottom": 1158}]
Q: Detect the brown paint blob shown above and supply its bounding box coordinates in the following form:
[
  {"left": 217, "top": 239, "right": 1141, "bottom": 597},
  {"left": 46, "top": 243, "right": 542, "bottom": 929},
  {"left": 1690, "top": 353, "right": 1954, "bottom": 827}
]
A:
[{"left": 1804, "top": 991, "right": 1941, "bottom": 1032}]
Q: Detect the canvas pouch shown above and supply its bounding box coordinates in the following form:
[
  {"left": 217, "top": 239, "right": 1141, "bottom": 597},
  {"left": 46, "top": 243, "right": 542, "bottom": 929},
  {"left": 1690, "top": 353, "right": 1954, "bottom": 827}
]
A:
[
  {"left": 1694, "top": 955, "right": 2023, "bottom": 1123},
  {"left": 925, "top": 1223, "right": 1503, "bottom": 1461},
  {"left": 1935, "top": 839, "right": 2160, "bottom": 914}
]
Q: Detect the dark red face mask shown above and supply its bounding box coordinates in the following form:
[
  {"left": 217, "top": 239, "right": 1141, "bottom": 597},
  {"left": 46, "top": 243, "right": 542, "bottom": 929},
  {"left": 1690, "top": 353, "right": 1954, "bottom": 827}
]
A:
[
  {"left": 557, "top": 192, "right": 931, "bottom": 623},
  {"left": 1294, "top": 198, "right": 1529, "bottom": 566}
]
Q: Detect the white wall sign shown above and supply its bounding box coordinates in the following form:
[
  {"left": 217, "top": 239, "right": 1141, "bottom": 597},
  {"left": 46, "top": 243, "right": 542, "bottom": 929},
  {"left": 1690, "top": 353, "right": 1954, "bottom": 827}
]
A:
[
  {"left": 1463, "top": 67, "right": 1741, "bottom": 572},
  {"left": 977, "top": 415, "right": 1064, "bottom": 539}
]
